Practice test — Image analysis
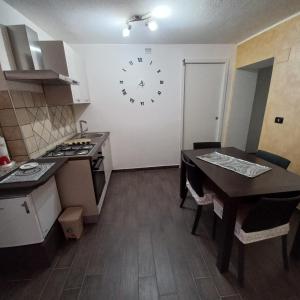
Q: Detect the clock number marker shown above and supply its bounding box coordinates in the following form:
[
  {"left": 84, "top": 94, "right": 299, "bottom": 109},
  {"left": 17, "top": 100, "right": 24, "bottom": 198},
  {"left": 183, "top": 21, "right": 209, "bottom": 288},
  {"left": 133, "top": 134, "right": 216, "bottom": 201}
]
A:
[
  {"left": 138, "top": 57, "right": 143, "bottom": 62},
  {"left": 157, "top": 91, "right": 162, "bottom": 95},
  {"left": 140, "top": 101, "right": 144, "bottom": 106},
  {"left": 122, "top": 68, "right": 127, "bottom": 72},
  {"left": 129, "top": 60, "right": 133, "bottom": 65},
  {"left": 149, "top": 60, "right": 152, "bottom": 65},
  {"left": 130, "top": 98, "right": 135, "bottom": 103},
  {"left": 120, "top": 80, "right": 124, "bottom": 84},
  {"left": 122, "top": 89, "right": 127, "bottom": 95},
  {"left": 160, "top": 80, "right": 164, "bottom": 84},
  {"left": 151, "top": 99, "right": 155, "bottom": 103},
  {"left": 138, "top": 80, "right": 145, "bottom": 87},
  {"left": 157, "top": 69, "right": 161, "bottom": 73}
]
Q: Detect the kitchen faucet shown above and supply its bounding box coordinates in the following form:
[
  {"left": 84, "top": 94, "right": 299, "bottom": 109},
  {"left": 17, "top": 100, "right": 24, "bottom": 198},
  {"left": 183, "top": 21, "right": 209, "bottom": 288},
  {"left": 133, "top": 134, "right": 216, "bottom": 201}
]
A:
[{"left": 79, "top": 120, "right": 88, "bottom": 137}]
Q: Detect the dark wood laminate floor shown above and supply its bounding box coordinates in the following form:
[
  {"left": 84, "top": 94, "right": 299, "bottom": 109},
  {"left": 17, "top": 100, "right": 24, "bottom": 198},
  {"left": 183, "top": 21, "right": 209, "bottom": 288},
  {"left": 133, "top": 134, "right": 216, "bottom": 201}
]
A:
[{"left": 1, "top": 168, "right": 300, "bottom": 300}]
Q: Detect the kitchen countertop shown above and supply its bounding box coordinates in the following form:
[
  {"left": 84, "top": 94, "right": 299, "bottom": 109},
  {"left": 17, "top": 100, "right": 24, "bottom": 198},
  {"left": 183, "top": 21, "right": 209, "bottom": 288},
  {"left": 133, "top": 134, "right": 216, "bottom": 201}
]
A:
[
  {"left": 0, "top": 158, "right": 68, "bottom": 199},
  {"left": 0, "top": 132, "right": 110, "bottom": 198}
]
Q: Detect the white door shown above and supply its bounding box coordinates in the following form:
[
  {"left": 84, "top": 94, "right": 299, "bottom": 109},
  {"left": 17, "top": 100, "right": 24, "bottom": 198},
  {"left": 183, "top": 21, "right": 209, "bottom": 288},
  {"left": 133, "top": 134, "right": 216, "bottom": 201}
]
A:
[{"left": 183, "top": 62, "right": 227, "bottom": 149}]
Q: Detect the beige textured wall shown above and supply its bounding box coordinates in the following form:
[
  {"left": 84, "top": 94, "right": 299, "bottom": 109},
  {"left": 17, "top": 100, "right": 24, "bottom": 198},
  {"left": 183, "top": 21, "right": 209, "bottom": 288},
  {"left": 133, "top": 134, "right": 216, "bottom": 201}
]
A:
[
  {"left": 0, "top": 89, "right": 76, "bottom": 162},
  {"left": 236, "top": 15, "right": 300, "bottom": 173}
]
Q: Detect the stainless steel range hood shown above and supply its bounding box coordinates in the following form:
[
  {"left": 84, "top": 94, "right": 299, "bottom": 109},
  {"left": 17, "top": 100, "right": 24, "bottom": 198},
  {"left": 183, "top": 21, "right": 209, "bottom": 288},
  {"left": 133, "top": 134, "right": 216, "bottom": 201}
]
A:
[
  {"left": 2, "top": 24, "right": 78, "bottom": 86},
  {"left": 7, "top": 24, "right": 44, "bottom": 70}
]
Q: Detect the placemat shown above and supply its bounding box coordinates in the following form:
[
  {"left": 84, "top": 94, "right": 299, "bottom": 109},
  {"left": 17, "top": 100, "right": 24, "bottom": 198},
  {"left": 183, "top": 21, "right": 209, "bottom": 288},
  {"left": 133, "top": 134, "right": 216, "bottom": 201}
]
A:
[{"left": 0, "top": 163, "right": 55, "bottom": 183}]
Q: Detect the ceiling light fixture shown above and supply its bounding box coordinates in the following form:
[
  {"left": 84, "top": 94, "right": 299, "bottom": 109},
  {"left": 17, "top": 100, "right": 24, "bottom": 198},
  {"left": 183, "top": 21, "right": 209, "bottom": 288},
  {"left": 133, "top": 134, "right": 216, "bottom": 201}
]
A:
[
  {"left": 122, "top": 24, "right": 131, "bottom": 37},
  {"left": 147, "top": 20, "right": 158, "bottom": 31},
  {"left": 151, "top": 5, "right": 171, "bottom": 19},
  {"left": 122, "top": 6, "right": 170, "bottom": 37}
]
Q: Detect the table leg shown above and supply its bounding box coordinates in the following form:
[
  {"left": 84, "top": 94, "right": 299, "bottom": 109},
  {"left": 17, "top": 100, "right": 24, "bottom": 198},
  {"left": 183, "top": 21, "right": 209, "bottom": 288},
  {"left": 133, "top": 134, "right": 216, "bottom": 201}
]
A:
[
  {"left": 291, "top": 220, "right": 300, "bottom": 259},
  {"left": 216, "top": 198, "right": 238, "bottom": 273},
  {"left": 180, "top": 155, "right": 187, "bottom": 199}
]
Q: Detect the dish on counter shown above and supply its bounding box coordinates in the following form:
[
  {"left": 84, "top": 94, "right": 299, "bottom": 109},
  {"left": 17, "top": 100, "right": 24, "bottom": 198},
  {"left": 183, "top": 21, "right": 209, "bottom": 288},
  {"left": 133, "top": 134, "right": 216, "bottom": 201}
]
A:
[{"left": 20, "top": 162, "right": 39, "bottom": 170}]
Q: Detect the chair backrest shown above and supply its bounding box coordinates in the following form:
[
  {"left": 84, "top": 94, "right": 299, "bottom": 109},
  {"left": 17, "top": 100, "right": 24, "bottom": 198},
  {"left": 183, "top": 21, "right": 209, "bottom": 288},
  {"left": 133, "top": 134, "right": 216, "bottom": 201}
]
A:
[
  {"left": 256, "top": 150, "right": 290, "bottom": 169},
  {"left": 242, "top": 194, "right": 300, "bottom": 233},
  {"left": 182, "top": 155, "right": 204, "bottom": 197},
  {"left": 193, "top": 142, "right": 221, "bottom": 150}
]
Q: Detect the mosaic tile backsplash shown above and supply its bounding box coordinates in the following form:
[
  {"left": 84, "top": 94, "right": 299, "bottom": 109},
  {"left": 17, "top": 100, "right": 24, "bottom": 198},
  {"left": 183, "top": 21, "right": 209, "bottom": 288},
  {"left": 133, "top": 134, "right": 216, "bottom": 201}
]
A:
[{"left": 0, "top": 90, "right": 76, "bottom": 162}]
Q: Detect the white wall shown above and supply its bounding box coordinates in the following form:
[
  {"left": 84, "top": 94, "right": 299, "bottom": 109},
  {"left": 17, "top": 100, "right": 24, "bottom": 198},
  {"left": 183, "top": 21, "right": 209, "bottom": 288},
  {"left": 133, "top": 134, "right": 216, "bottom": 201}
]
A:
[
  {"left": 73, "top": 44, "right": 235, "bottom": 169},
  {"left": 224, "top": 69, "right": 257, "bottom": 150},
  {"left": 245, "top": 66, "right": 272, "bottom": 153}
]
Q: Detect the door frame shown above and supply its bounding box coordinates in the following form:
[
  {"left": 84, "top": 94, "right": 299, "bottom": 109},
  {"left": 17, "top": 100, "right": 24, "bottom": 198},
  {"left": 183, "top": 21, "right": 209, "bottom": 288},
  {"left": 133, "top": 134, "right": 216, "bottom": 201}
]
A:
[{"left": 180, "top": 58, "right": 229, "bottom": 150}]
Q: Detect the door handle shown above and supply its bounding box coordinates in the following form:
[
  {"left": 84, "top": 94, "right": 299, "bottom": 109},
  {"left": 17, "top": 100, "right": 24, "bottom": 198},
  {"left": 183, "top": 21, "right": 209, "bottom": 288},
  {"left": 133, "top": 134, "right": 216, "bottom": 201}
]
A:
[{"left": 21, "top": 201, "right": 30, "bottom": 214}]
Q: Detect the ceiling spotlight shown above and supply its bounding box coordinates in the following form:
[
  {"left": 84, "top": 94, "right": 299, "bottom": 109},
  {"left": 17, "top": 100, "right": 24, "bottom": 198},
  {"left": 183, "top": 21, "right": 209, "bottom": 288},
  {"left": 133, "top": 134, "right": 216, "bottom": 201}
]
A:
[
  {"left": 152, "top": 5, "right": 171, "bottom": 18},
  {"left": 122, "top": 24, "right": 131, "bottom": 37},
  {"left": 147, "top": 20, "right": 158, "bottom": 31}
]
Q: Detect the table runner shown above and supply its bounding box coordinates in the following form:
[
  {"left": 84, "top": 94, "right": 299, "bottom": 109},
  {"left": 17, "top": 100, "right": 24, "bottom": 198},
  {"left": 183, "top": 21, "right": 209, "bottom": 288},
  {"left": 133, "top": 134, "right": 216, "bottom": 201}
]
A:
[{"left": 197, "top": 151, "right": 271, "bottom": 178}]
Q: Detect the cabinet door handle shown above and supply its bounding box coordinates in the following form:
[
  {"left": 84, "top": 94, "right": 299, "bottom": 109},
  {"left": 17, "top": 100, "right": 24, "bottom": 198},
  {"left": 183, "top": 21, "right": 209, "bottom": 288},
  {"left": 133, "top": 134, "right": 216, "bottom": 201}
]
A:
[{"left": 21, "top": 201, "right": 30, "bottom": 214}]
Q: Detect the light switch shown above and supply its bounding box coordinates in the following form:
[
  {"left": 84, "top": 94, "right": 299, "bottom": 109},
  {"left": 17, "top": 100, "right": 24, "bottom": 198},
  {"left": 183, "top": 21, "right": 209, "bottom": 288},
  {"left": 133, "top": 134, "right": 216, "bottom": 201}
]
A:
[{"left": 275, "top": 117, "right": 284, "bottom": 124}]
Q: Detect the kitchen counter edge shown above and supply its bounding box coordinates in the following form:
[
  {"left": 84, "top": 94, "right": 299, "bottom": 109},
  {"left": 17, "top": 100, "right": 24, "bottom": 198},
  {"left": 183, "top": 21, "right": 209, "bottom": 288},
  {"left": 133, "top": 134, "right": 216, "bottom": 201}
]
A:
[{"left": 0, "top": 158, "right": 68, "bottom": 199}]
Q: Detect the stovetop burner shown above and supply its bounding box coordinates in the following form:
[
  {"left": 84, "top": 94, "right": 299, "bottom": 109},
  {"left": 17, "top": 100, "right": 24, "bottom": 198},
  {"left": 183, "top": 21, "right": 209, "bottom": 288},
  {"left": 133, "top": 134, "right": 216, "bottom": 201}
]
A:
[
  {"left": 44, "top": 143, "right": 95, "bottom": 158},
  {"left": 77, "top": 149, "right": 89, "bottom": 155},
  {"left": 60, "top": 146, "right": 72, "bottom": 151},
  {"left": 53, "top": 151, "right": 65, "bottom": 157}
]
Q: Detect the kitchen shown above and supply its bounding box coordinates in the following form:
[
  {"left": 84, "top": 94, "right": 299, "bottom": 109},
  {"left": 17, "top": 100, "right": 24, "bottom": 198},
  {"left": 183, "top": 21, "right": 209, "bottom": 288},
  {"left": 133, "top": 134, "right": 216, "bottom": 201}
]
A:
[
  {"left": 0, "top": 23, "right": 112, "bottom": 267},
  {"left": 1, "top": 1, "right": 300, "bottom": 299}
]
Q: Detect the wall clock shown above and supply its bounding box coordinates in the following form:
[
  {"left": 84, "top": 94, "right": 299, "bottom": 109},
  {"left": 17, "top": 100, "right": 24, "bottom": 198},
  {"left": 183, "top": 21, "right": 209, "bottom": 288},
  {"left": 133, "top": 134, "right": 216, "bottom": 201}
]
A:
[{"left": 119, "top": 57, "right": 164, "bottom": 106}]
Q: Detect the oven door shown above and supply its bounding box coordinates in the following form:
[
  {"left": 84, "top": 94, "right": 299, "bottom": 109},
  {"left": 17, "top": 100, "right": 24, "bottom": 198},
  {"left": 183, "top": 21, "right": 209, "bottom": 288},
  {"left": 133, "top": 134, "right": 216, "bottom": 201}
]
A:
[{"left": 92, "top": 156, "right": 106, "bottom": 205}]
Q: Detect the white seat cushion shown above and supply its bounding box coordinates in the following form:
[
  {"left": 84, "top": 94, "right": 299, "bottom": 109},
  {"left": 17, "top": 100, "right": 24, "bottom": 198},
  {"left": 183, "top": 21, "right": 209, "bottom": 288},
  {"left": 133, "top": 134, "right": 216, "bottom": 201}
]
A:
[
  {"left": 186, "top": 180, "right": 214, "bottom": 205},
  {"left": 213, "top": 197, "right": 290, "bottom": 244}
]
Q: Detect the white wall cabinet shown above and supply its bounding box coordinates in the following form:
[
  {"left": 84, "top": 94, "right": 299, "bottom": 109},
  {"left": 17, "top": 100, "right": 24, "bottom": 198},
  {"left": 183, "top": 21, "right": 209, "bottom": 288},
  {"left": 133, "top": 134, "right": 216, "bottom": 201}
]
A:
[
  {"left": 40, "top": 41, "right": 90, "bottom": 105},
  {"left": 0, "top": 176, "right": 61, "bottom": 248}
]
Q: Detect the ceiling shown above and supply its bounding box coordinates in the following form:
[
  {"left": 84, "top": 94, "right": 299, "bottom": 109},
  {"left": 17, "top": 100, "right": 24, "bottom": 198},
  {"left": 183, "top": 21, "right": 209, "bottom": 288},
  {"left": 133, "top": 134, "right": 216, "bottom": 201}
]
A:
[{"left": 4, "top": 0, "right": 300, "bottom": 44}]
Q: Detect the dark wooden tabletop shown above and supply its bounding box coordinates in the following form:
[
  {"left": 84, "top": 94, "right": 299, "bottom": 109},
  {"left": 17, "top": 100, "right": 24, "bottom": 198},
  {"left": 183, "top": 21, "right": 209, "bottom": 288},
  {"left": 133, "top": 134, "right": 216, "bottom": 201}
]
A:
[{"left": 182, "top": 147, "right": 300, "bottom": 198}]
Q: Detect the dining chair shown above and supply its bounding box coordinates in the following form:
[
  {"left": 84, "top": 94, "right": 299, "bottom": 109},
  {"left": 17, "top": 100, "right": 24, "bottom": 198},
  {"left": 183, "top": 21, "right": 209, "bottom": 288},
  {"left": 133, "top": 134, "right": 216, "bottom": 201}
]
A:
[
  {"left": 193, "top": 142, "right": 221, "bottom": 150},
  {"left": 213, "top": 194, "right": 300, "bottom": 285},
  {"left": 180, "top": 155, "right": 216, "bottom": 235},
  {"left": 256, "top": 150, "right": 290, "bottom": 169}
]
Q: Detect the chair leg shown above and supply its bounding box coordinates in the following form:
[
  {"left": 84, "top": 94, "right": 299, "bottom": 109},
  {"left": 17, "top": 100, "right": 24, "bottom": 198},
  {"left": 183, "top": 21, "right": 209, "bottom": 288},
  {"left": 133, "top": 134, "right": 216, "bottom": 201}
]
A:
[
  {"left": 180, "top": 187, "right": 188, "bottom": 208},
  {"left": 212, "top": 213, "right": 217, "bottom": 240},
  {"left": 191, "top": 206, "right": 202, "bottom": 235},
  {"left": 238, "top": 241, "right": 245, "bottom": 287},
  {"left": 282, "top": 235, "right": 289, "bottom": 271}
]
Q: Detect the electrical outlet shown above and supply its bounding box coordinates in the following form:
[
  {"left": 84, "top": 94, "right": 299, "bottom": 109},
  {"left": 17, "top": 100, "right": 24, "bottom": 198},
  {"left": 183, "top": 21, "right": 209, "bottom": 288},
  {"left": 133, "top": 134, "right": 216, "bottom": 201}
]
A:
[{"left": 275, "top": 117, "right": 284, "bottom": 124}]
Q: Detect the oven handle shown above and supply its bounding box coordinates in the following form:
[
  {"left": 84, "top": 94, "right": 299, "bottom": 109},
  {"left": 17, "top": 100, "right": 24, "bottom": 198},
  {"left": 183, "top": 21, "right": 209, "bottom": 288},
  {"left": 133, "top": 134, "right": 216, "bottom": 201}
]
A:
[{"left": 92, "top": 156, "right": 104, "bottom": 170}]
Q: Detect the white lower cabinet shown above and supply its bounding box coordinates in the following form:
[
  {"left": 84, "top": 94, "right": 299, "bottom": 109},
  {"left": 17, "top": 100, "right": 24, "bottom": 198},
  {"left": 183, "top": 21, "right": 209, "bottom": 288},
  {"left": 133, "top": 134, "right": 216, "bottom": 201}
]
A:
[
  {"left": 102, "top": 136, "right": 112, "bottom": 181},
  {"left": 97, "top": 136, "right": 113, "bottom": 214},
  {"left": 0, "top": 177, "right": 61, "bottom": 248},
  {"left": 0, "top": 196, "right": 43, "bottom": 247}
]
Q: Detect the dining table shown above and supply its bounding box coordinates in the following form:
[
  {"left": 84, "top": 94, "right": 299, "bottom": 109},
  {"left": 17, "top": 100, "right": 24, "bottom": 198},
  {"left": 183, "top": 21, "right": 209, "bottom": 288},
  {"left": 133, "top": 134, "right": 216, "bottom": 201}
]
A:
[{"left": 180, "top": 147, "right": 300, "bottom": 273}]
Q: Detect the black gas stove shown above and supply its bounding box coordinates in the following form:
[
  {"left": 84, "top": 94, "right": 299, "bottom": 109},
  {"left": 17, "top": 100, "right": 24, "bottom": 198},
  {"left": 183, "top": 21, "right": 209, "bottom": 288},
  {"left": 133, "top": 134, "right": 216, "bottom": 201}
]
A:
[{"left": 43, "top": 143, "right": 95, "bottom": 158}]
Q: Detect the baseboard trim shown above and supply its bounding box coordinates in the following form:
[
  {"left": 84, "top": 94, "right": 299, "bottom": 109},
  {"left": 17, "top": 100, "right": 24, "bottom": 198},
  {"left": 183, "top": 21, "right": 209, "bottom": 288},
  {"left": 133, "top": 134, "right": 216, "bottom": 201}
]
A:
[{"left": 113, "top": 165, "right": 179, "bottom": 173}]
